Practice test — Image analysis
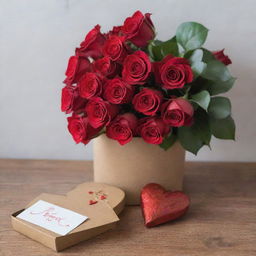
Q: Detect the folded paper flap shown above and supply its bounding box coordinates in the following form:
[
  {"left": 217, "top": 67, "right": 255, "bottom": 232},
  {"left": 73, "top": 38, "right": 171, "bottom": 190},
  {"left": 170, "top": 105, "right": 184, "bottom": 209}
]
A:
[
  {"left": 66, "top": 182, "right": 125, "bottom": 211},
  {"left": 27, "top": 182, "right": 125, "bottom": 211}
]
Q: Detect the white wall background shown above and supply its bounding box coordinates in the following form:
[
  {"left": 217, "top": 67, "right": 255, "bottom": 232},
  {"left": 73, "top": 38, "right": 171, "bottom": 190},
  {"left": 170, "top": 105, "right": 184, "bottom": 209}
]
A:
[{"left": 0, "top": 0, "right": 255, "bottom": 161}]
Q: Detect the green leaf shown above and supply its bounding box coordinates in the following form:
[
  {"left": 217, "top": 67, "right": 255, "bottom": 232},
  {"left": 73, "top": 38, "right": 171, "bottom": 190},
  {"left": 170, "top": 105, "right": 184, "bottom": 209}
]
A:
[
  {"left": 190, "top": 90, "right": 210, "bottom": 111},
  {"left": 176, "top": 22, "right": 208, "bottom": 52},
  {"left": 189, "top": 49, "right": 203, "bottom": 62},
  {"left": 148, "top": 40, "right": 162, "bottom": 56},
  {"left": 178, "top": 109, "right": 212, "bottom": 154},
  {"left": 154, "top": 40, "right": 163, "bottom": 45},
  {"left": 160, "top": 134, "right": 177, "bottom": 150},
  {"left": 128, "top": 42, "right": 139, "bottom": 51},
  {"left": 147, "top": 42, "right": 155, "bottom": 60},
  {"left": 190, "top": 101, "right": 199, "bottom": 111},
  {"left": 195, "top": 109, "right": 212, "bottom": 146},
  {"left": 208, "top": 97, "right": 231, "bottom": 119},
  {"left": 202, "top": 48, "right": 216, "bottom": 63},
  {"left": 191, "top": 62, "right": 207, "bottom": 78},
  {"left": 202, "top": 60, "right": 232, "bottom": 82},
  {"left": 149, "top": 37, "right": 179, "bottom": 61},
  {"left": 189, "top": 49, "right": 206, "bottom": 78},
  {"left": 161, "top": 37, "right": 179, "bottom": 57},
  {"left": 210, "top": 115, "right": 235, "bottom": 140},
  {"left": 205, "top": 77, "right": 236, "bottom": 95},
  {"left": 178, "top": 126, "right": 203, "bottom": 155}
]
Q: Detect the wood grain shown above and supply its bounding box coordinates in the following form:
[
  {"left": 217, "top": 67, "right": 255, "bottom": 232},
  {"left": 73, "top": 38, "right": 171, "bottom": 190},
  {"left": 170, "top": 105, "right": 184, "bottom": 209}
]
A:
[{"left": 0, "top": 159, "right": 256, "bottom": 256}]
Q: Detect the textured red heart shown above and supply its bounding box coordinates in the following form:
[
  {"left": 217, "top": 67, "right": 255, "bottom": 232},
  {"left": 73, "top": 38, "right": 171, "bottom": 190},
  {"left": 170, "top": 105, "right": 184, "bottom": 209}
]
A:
[{"left": 141, "top": 183, "right": 190, "bottom": 227}]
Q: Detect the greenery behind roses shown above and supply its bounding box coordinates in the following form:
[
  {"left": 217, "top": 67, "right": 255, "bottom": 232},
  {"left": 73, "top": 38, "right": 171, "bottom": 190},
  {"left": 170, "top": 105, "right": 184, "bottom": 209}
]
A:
[{"left": 146, "top": 22, "right": 236, "bottom": 154}]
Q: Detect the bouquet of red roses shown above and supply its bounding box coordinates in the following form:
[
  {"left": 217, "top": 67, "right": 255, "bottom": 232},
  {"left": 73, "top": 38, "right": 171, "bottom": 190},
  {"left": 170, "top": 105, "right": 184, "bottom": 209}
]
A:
[{"left": 61, "top": 10, "right": 235, "bottom": 154}]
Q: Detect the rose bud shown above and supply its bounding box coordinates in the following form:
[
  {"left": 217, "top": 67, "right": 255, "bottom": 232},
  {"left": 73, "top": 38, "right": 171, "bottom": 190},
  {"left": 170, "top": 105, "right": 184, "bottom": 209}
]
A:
[
  {"left": 93, "top": 56, "right": 121, "bottom": 78},
  {"left": 132, "top": 88, "right": 163, "bottom": 116},
  {"left": 154, "top": 55, "right": 193, "bottom": 89},
  {"left": 77, "top": 25, "right": 106, "bottom": 59},
  {"left": 85, "top": 97, "right": 119, "bottom": 128},
  {"left": 103, "top": 35, "right": 128, "bottom": 62},
  {"left": 106, "top": 113, "right": 138, "bottom": 145},
  {"left": 103, "top": 78, "right": 134, "bottom": 104},
  {"left": 161, "top": 98, "right": 194, "bottom": 127},
  {"left": 122, "top": 50, "right": 151, "bottom": 85},
  {"left": 78, "top": 72, "right": 103, "bottom": 99},
  {"left": 212, "top": 49, "right": 232, "bottom": 65},
  {"left": 61, "top": 85, "right": 86, "bottom": 114},
  {"left": 67, "top": 115, "right": 102, "bottom": 144},
  {"left": 138, "top": 117, "right": 170, "bottom": 145},
  {"left": 121, "top": 11, "right": 155, "bottom": 47},
  {"left": 64, "top": 55, "right": 90, "bottom": 85}
]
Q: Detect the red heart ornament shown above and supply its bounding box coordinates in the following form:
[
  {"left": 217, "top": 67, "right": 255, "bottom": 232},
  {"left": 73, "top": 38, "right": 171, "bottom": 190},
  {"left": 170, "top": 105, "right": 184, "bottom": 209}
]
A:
[{"left": 141, "top": 183, "right": 190, "bottom": 227}]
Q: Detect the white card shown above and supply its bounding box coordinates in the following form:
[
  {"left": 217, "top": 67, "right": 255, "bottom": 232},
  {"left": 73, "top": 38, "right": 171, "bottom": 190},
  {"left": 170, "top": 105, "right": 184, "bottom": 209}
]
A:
[{"left": 17, "top": 200, "right": 88, "bottom": 236}]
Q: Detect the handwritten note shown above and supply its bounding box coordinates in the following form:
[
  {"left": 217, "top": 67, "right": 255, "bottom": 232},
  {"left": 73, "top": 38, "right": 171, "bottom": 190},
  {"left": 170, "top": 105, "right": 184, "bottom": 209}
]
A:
[{"left": 17, "top": 200, "right": 88, "bottom": 235}]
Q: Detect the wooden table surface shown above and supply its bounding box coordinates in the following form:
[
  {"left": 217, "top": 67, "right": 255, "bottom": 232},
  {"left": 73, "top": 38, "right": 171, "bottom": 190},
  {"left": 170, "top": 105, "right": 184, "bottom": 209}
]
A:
[{"left": 0, "top": 159, "right": 256, "bottom": 256}]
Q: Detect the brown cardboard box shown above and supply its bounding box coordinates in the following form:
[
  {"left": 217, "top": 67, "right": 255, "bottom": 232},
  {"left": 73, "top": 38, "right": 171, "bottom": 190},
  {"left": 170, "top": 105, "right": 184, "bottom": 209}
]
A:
[
  {"left": 11, "top": 182, "right": 125, "bottom": 251},
  {"left": 94, "top": 135, "right": 185, "bottom": 205}
]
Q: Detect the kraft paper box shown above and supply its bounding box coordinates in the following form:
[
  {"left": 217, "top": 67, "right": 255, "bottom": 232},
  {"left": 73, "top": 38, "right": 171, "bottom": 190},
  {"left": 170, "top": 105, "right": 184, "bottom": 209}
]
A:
[
  {"left": 94, "top": 134, "right": 185, "bottom": 205},
  {"left": 11, "top": 182, "right": 125, "bottom": 252}
]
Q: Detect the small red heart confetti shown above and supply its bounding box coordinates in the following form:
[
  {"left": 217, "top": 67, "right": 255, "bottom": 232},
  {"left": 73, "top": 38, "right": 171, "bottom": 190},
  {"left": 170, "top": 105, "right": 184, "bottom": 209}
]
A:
[
  {"left": 100, "top": 195, "right": 107, "bottom": 200},
  {"left": 141, "top": 183, "right": 190, "bottom": 228},
  {"left": 88, "top": 191, "right": 94, "bottom": 194},
  {"left": 89, "top": 200, "right": 98, "bottom": 205}
]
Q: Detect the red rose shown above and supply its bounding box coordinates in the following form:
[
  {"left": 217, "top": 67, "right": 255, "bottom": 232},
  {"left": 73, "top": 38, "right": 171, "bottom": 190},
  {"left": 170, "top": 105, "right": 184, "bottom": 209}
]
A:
[
  {"left": 161, "top": 98, "right": 194, "bottom": 127},
  {"left": 212, "top": 49, "right": 232, "bottom": 65},
  {"left": 132, "top": 88, "right": 162, "bottom": 116},
  {"left": 67, "top": 115, "right": 101, "bottom": 144},
  {"left": 61, "top": 86, "right": 86, "bottom": 113},
  {"left": 78, "top": 72, "right": 103, "bottom": 99},
  {"left": 64, "top": 55, "right": 90, "bottom": 85},
  {"left": 93, "top": 56, "right": 121, "bottom": 78},
  {"left": 85, "top": 97, "right": 118, "bottom": 128},
  {"left": 106, "top": 113, "right": 138, "bottom": 145},
  {"left": 103, "top": 78, "right": 134, "bottom": 104},
  {"left": 103, "top": 35, "right": 128, "bottom": 62},
  {"left": 122, "top": 50, "right": 151, "bottom": 85},
  {"left": 77, "top": 25, "right": 106, "bottom": 59},
  {"left": 122, "top": 11, "right": 155, "bottom": 47},
  {"left": 106, "top": 26, "right": 122, "bottom": 38},
  {"left": 154, "top": 55, "right": 193, "bottom": 89},
  {"left": 138, "top": 117, "right": 170, "bottom": 145}
]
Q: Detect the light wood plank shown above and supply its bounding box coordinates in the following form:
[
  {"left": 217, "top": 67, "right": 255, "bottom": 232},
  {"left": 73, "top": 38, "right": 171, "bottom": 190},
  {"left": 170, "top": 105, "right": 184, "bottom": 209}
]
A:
[{"left": 0, "top": 159, "right": 255, "bottom": 255}]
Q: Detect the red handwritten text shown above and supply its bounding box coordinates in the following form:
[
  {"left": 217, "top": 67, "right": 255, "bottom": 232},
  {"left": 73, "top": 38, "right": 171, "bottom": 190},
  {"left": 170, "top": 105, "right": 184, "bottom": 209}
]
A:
[{"left": 30, "top": 207, "right": 70, "bottom": 227}]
